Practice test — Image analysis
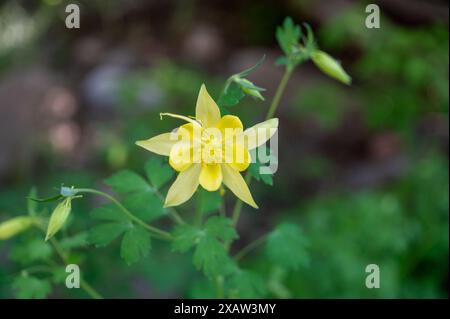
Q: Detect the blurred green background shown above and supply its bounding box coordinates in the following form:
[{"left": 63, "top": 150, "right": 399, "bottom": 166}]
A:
[{"left": 0, "top": 0, "right": 448, "bottom": 298}]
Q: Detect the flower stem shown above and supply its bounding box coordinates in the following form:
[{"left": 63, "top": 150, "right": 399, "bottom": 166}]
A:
[
  {"left": 215, "top": 275, "right": 224, "bottom": 299},
  {"left": 195, "top": 192, "right": 203, "bottom": 227},
  {"left": 265, "top": 67, "right": 293, "bottom": 120},
  {"left": 51, "top": 239, "right": 103, "bottom": 299},
  {"left": 74, "top": 188, "right": 172, "bottom": 241},
  {"left": 80, "top": 278, "right": 103, "bottom": 299},
  {"left": 233, "top": 234, "right": 268, "bottom": 262},
  {"left": 42, "top": 230, "right": 104, "bottom": 299},
  {"left": 229, "top": 66, "right": 293, "bottom": 240}
]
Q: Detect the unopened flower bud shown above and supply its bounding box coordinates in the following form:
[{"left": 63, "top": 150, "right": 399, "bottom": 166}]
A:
[
  {"left": 45, "top": 197, "right": 72, "bottom": 241},
  {"left": 235, "top": 78, "right": 265, "bottom": 101},
  {"left": 311, "top": 50, "right": 351, "bottom": 85}
]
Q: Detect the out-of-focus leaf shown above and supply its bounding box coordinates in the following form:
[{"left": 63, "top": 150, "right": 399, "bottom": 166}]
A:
[
  {"left": 171, "top": 216, "right": 236, "bottom": 277},
  {"left": 122, "top": 192, "right": 164, "bottom": 222},
  {"left": 228, "top": 268, "right": 266, "bottom": 298},
  {"left": 12, "top": 276, "right": 51, "bottom": 299},
  {"left": 249, "top": 146, "right": 276, "bottom": 186},
  {"left": 145, "top": 158, "right": 174, "bottom": 189},
  {"left": 197, "top": 189, "right": 222, "bottom": 215},
  {"left": 88, "top": 222, "right": 129, "bottom": 247},
  {"left": 204, "top": 216, "right": 238, "bottom": 242},
  {"left": 10, "top": 239, "right": 52, "bottom": 264},
  {"left": 276, "top": 17, "right": 301, "bottom": 56},
  {"left": 172, "top": 224, "right": 199, "bottom": 253},
  {"left": 193, "top": 235, "right": 234, "bottom": 278},
  {"left": 120, "top": 226, "right": 151, "bottom": 265},
  {"left": 105, "top": 170, "right": 150, "bottom": 193},
  {"left": 266, "top": 223, "right": 309, "bottom": 270},
  {"left": 59, "top": 232, "right": 88, "bottom": 250},
  {"left": 217, "top": 82, "right": 245, "bottom": 108},
  {"left": 90, "top": 204, "right": 128, "bottom": 223}
]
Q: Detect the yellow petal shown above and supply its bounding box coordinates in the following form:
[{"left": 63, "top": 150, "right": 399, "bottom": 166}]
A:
[
  {"left": 196, "top": 84, "right": 221, "bottom": 128},
  {"left": 199, "top": 164, "right": 222, "bottom": 191},
  {"left": 169, "top": 142, "right": 193, "bottom": 172},
  {"left": 243, "top": 118, "right": 278, "bottom": 150},
  {"left": 215, "top": 115, "right": 243, "bottom": 140},
  {"left": 177, "top": 123, "right": 194, "bottom": 140},
  {"left": 224, "top": 142, "right": 251, "bottom": 172},
  {"left": 221, "top": 164, "right": 258, "bottom": 208},
  {"left": 164, "top": 164, "right": 201, "bottom": 207},
  {"left": 136, "top": 132, "right": 179, "bottom": 156}
]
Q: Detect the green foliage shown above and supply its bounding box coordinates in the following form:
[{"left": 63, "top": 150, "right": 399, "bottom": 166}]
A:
[
  {"left": 319, "top": 6, "right": 449, "bottom": 132},
  {"left": 12, "top": 275, "right": 51, "bottom": 299},
  {"left": 193, "top": 235, "right": 234, "bottom": 279},
  {"left": 248, "top": 146, "right": 276, "bottom": 186},
  {"left": 217, "top": 82, "right": 245, "bottom": 109},
  {"left": 280, "top": 154, "right": 449, "bottom": 298},
  {"left": 90, "top": 205, "right": 128, "bottom": 223},
  {"left": 120, "top": 226, "right": 151, "bottom": 265},
  {"left": 276, "top": 17, "right": 315, "bottom": 70},
  {"left": 196, "top": 189, "right": 222, "bottom": 215},
  {"left": 89, "top": 216, "right": 151, "bottom": 265},
  {"left": 276, "top": 17, "right": 301, "bottom": 56},
  {"left": 290, "top": 81, "right": 348, "bottom": 130},
  {"left": 89, "top": 222, "right": 130, "bottom": 247},
  {"left": 10, "top": 238, "right": 53, "bottom": 264},
  {"left": 87, "top": 158, "right": 175, "bottom": 265},
  {"left": 105, "top": 170, "right": 150, "bottom": 194},
  {"left": 172, "top": 216, "right": 237, "bottom": 278},
  {"left": 145, "top": 158, "right": 174, "bottom": 189},
  {"left": 104, "top": 160, "right": 170, "bottom": 222},
  {"left": 217, "top": 56, "right": 266, "bottom": 111},
  {"left": 227, "top": 268, "right": 266, "bottom": 298},
  {"left": 266, "top": 223, "right": 309, "bottom": 270},
  {"left": 58, "top": 232, "right": 88, "bottom": 250}
]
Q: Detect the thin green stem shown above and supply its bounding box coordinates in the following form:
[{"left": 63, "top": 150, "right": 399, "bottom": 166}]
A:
[
  {"left": 228, "top": 66, "right": 294, "bottom": 246},
  {"left": 233, "top": 234, "right": 268, "bottom": 262},
  {"left": 195, "top": 192, "right": 203, "bottom": 227},
  {"left": 215, "top": 275, "right": 224, "bottom": 299},
  {"left": 49, "top": 239, "right": 103, "bottom": 299},
  {"left": 265, "top": 67, "right": 293, "bottom": 120},
  {"left": 32, "top": 223, "right": 104, "bottom": 299},
  {"left": 80, "top": 278, "right": 103, "bottom": 299},
  {"left": 75, "top": 188, "right": 172, "bottom": 241},
  {"left": 219, "top": 197, "right": 226, "bottom": 217}
]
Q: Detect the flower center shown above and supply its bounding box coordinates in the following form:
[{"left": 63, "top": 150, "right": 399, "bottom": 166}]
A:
[{"left": 201, "top": 128, "right": 223, "bottom": 164}]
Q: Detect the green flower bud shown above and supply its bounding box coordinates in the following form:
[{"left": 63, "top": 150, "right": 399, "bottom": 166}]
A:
[
  {"left": 0, "top": 216, "right": 34, "bottom": 240},
  {"left": 311, "top": 50, "right": 351, "bottom": 85},
  {"left": 45, "top": 197, "right": 72, "bottom": 241},
  {"left": 234, "top": 78, "right": 265, "bottom": 101}
]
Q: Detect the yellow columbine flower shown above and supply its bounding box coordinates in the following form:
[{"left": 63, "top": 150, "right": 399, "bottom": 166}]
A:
[{"left": 136, "top": 84, "right": 278, "bottom": 208}]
